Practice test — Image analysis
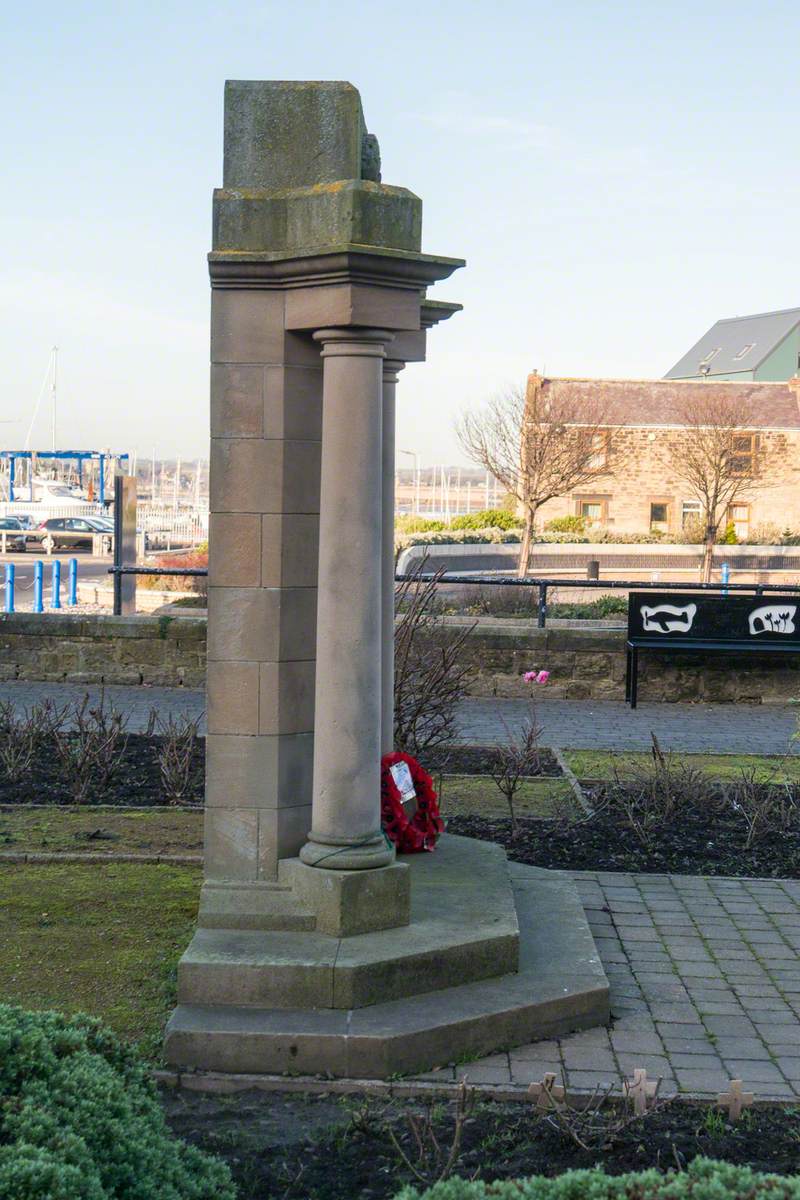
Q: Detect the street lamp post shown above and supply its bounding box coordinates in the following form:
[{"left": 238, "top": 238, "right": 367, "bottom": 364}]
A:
[{"left": 399, "top": 449, "right": 420, "bottom": 514}]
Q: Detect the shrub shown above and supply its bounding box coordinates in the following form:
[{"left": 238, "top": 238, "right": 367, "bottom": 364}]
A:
[
  {"left": 395, "top": 516, "right": 448, "bottom": 533},
  {"left": 451, "top": 508, "right": 519, "bottom": 530},
  {"left": 0, "top": 1004, "right": 234, "bottom": 1199},
  {"left": 139, "top": 549, "right": 208, "bottom": 595},
  {"left": 394, "top": 1158, "right": 800, "bottom": 1199},
  {"left": 394, "top": 560, "right": 475, "bottom": 756},
  {"left": 543, "top": 515, "right": 586, "bottom": 533},
  {"left": 721, "top": 521, "right": 738, "bottom": 544}
]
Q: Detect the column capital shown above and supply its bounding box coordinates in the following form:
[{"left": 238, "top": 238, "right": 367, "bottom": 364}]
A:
[
  {"left": 383, "top": 358, "right": 406, "bottom": 384},
  {"left": 313, "top": 328, "right": 394, "bottom": 358}
]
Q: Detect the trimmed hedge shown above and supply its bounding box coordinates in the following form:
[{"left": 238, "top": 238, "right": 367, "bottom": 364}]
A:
[
  {"left": 0, "top": 1004, "right": 234, "bottom": 1199},
  {"left": 394, "top": 1158, "right": 800, "bottom": 1199},
  {"left": 450, "top": 509, "right": 520, "bottom": 530}
]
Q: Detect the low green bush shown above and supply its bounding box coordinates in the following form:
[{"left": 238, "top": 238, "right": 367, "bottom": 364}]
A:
[
  {"left": 0, "top": 1004, "right": 234, "bottom": 1199},
  {"left": 543, "top": 515, "right": 586, "bottom": 533},
  {"left": 395, "top": 516, "right": 448, "bottom": 533},
  {"left": 394, "top": 1157, "right": 800, "bottom": 1199},
  {"left": 451, "top": 509, "right": 519, "bottom": 530}
]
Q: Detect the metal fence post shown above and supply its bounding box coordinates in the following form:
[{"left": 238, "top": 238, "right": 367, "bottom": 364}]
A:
[
  {"left": 51, "top": 560, "right": 61, "bottom": 610},
  {"left": 68, "top": 558, "right": 78, "bottom": 606},
  {"left": 33, "top": 561, "right": 43, "bottom": 613},
  {"left": 113, "top": 476, "right": 123, "bottom": 616},
  {"left": 4, "top": 563, "right": 14, "bottom": 613},
  {"left": 537, "top": 582, "right": 548, "bottom": 628}
]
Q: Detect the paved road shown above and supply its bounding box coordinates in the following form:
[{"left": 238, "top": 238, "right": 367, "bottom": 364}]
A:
[{"left": 0, "top": 682, "right": 798, "bottom": 754}]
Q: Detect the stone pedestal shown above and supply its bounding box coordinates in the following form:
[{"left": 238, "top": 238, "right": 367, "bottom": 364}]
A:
[{"left": 165, "top": 79, "right": 610, "bottom": 1080}]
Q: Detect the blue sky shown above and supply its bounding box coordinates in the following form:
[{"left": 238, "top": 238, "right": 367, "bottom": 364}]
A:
[{"left": 2, "top": 0, "right": 799, "bottom": 466}]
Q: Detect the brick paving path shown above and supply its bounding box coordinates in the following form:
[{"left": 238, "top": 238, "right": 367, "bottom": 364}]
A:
[
  {"left": 428, "top": 872, "right": 800, "bottom": 1099},
  {"left": 1, "top": 682, "right": 798, "bottom": 754}
]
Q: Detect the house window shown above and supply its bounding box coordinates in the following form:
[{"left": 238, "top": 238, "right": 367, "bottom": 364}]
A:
[
  {"left": 575, "top": 496, "right": 608, "bottom": 524},
  {"left": 682, "top": 500, "right": 702, "bottom": 528},
  {"left": 649, "top": 502, "right": 669, "bottom": 532},
  {"left": 699, "top": 347, "right": 721, "bottom": 365},
  {"left": 729, "top": 433, "right": 757, "bottom": 476},
  {"left": 732, "top": 343, "right": 755, "bottom": 361},
  {"left": 728, "top": 503, "right": 750, "bottom": 540},
  {"left": 590, "top": 431, "right": 610, "bottom": 470}
]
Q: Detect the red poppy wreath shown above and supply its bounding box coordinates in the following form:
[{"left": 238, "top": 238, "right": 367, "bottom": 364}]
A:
[{"left": 380, "top": 751, "right": 444, "bottom": 853}]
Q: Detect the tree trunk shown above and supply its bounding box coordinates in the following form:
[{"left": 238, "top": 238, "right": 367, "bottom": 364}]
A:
[
  {"left": 517, "top": 509, "right": 533, "bottom": 578},
  {"left": 702, "top": 525, "right": 715, "bottom": 584}
]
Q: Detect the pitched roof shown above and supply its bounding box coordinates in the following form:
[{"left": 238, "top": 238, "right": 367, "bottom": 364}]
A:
[
  {"left": 664, "top": 307, "right": 800, "bottom": 379},
  {"left": 539, "top": 376, "right": 800, "bottom": 429}
]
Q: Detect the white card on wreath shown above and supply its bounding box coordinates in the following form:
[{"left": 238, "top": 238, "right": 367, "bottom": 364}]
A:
[{"left": 389, "top": 761, "right": 416, "bottom": 802}]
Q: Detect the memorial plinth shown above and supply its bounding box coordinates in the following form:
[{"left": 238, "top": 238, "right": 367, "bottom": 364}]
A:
[{"left": 165, "top": 80, "right": 609, "bottom": 1078}]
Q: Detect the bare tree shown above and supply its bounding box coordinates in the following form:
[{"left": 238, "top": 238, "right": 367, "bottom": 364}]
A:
[
  {"left": 456, "top": 373, "right": 614, "bottom": 575},
  {"left": 662, "top": 389, "right": 759, "bottom": 581},
  {"left": 394, "top": 560, "right": 475, "bottom": 757}
]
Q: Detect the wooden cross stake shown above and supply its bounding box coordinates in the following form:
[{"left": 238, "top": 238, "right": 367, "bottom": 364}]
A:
[
  {"left": 528, "top": 1072, "right": 566, "bottom": 1111},
  {"left": 718, "top": 1079, "right": 754, "bottom": 1122},
  {"left": 623, "top": 1068, "right": 658, "bottom": 1116}
]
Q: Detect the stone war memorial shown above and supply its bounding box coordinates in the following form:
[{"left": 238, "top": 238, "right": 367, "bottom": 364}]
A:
[{"left": 164, "top": 80, "right": 608, "bottom": 1078}]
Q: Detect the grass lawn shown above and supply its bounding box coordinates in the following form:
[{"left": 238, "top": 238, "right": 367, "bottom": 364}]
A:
[
  {"left": 0, "top": 805, "right": 203, "bottom": 856},
  {"left": 438, "top": 773, "right": 577, "bottom": 817},
  {"left": 564, "top": 749, "right": 800, "bottom": 781},
  {"left": 0, "top": 862, "right": 200, "bottom": 1057}
]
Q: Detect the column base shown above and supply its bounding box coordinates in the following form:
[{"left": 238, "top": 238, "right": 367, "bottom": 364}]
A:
[
  {"left": 299, "top": 831, "right": 395, "bottom": 871},
  {"left": 280, "top": 859, "right": 410, "bottom": 937}
]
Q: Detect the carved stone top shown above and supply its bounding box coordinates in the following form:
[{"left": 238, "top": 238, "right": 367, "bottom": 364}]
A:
[
  {"left": 223, "top": 80, "right": 366, "bottom": 190},
  {"left": 361, "top": 133, "right": 381, "bottom": 183}
]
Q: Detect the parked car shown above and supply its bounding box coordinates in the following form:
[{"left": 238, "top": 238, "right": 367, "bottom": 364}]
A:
[
  {"left": 0, "top": 517, "right": 27, "bottom": 552},
  {"left": 32, "top": 517, "right": 112, "bottom": 552}
]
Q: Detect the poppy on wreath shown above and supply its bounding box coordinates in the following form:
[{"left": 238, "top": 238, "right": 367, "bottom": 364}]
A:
[{"left": 380, "top": 751, "right": 444, "bottom": 853}]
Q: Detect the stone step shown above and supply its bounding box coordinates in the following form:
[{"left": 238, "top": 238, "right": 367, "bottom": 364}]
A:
[
  {"left": 178, "top": 837, "right": 520, "bottom": 1010},
  {"left": 198, "top": 880, "right": 316, "bottom": 932},
  {"left": 165, "top": 859, "right": 610, "bottom": 1078}
]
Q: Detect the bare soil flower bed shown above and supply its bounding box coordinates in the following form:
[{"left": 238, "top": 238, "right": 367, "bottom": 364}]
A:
[
  {"left": 0, "top": 734, "right": 204, "bottom": 807},
  {"left": 425, "top": 745, "right": 561, "bottom": 777},
  {"left": 164, "top": 1090, "right": 800, "bottom": 1200},
  {"left": 448, "top": 804, "right": 800, "bottom": 877}
]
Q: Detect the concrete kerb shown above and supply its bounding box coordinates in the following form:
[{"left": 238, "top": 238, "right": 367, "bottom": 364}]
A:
[{"left": 152, "top": 1068, "right": 799, "bottom": 1107}]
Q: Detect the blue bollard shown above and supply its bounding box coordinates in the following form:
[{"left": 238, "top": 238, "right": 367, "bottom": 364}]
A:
[
  {"left": 33, "top": 561, "right": 43, "bottom": 613},
  {"left": 4, "top": 563, "right": 14, "bottom": 614},
  {"left": 68, "top": 558, "right": 78, "bottom": 606},
  {"left": 721, "top": 562, "right": 730, "bottom": 596},
  {"left": 51, "top": 560, "right": 61, "bottom": 610}
]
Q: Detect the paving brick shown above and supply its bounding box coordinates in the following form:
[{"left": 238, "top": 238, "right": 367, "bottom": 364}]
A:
[
  {"left": 670, "top": 1053, "right": 725, "bottom": 1070},
  {"left": 674, "top": 1067, "right": 731, "bottom": 1092},
  {"left": 722, "top": 1060, "right": 787, "bottom": 1084}
]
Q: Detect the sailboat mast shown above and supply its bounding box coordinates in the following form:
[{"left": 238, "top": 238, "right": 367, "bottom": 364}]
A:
[{"left": 51, "top": 346, "right": 58, "bottom": 452}]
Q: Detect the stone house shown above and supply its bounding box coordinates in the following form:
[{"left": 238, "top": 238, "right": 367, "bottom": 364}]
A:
[{"left": 534, "top": 376, "right": 800, "bottom": 540}]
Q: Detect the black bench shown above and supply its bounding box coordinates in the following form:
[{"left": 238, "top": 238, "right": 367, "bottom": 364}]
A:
[{"left": 626, "top": 591, "right": 800, "bottom": 708}]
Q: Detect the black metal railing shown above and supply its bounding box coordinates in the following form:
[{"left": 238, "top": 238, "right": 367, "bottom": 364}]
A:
[
  {"left": 395, "top": 573, "right": 800, "bottom": 629},
  {"left": 108, "top": 565, "right": 208, "bottom": 615}
]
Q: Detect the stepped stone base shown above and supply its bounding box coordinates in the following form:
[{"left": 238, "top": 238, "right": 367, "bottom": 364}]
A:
[{"left": 165, "top": 837, "right": 609, "bottom": 1078}]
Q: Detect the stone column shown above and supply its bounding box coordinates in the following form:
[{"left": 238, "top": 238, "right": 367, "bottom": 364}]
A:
[
  {"left": 381, "top": 359, "right": 404, "bottom": 754},
  {"left": 300, "top": 329, "right": 395, "bottom": 870}
]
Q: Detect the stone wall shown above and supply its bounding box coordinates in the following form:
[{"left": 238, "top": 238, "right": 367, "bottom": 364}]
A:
[
  {"left": 2, "top": 612, "right": 800, "bottom": 702},
  {"left": 0, "top": 613, "right": 205, "bottom": 687},
  {"left": 422, "top": 618, "right": 800, "bottom": 704}
]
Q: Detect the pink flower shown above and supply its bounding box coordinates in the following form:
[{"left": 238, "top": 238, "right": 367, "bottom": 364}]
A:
[
  {"left": 536, "top": 670, "right": 550, "bottom": 684},
  {"left": 523, "top": 670, "right": 538, "bottom": 682}
]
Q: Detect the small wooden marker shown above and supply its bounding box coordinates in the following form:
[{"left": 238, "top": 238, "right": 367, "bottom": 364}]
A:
[
  {"left": 623, "top": 1068, "right": 658, "bottom": 1116},
  {"left": 528, "top": 1072, "right": 566, "bottom": 1110},
  {"left": 718, "top": 1079, "right": 754, "bottom": 1122}
]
